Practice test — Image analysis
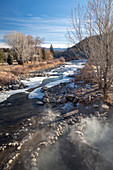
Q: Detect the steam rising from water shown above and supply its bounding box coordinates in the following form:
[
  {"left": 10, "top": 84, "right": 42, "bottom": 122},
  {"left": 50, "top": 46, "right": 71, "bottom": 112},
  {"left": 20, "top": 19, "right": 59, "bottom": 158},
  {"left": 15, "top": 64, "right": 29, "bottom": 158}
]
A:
[
  {"left": 83, "top": 117, "right": 113, "bottom": 162},
  {"left": 69, "top": 117, "right": 113, "bottom": 163}
]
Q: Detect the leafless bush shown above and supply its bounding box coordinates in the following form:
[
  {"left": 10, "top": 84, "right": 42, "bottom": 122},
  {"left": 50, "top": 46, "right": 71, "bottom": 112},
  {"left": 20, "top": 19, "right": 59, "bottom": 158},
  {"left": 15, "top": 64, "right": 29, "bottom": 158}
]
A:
[
  {"left": 47, "top": 60, "right": 54, "bottom": 64},
  {"left": 11, "top": 66, "right": 28, "bottom": 76},
  {"left": 39, "top": 62, "right": 47, "bottom": 67},
  {"left": 0, "top": 72, "right": 15, "bottom": 85},
  {"left": 75, "top": 64, "right": 96, "bottom": 83}
]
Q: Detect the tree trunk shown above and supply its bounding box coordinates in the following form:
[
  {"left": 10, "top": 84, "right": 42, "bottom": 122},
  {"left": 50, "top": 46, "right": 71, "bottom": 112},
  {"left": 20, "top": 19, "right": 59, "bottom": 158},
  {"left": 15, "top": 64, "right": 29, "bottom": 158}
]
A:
[{"left": 103, "top": 85, "right": 107, "bottom": 99}]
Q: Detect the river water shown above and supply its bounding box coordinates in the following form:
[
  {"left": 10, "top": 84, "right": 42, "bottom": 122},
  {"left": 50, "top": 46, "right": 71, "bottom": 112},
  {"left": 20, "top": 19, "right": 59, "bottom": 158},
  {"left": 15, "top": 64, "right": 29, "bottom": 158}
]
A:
[
  {"left": 0, "top": 60, "right": 85, "bottom": 132},
  {"left": 0, "top": 60, "right": 86, "bottom": 170}
]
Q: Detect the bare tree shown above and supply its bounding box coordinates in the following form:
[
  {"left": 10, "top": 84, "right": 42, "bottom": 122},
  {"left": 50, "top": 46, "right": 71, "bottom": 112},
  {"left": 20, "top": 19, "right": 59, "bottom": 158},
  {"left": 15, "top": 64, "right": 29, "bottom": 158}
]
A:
[
  {"left": 4, "top": 31, "right": 43, "bottom": 65},
  {"left": 67, "top": 0, "right": 113, "bottom": 99},
  {"left": 4, "top": 31, "right": 29, "bottom": 65}
]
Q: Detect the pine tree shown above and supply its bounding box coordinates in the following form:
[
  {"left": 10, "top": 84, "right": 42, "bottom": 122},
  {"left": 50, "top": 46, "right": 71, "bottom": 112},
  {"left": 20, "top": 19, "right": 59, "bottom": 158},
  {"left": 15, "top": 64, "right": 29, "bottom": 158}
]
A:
[
  {"left": 50, "top": 44, "right": 54, "bottom": 54},
  {"left": 41, "top": 48, "right": 47, "bottom": 60}
]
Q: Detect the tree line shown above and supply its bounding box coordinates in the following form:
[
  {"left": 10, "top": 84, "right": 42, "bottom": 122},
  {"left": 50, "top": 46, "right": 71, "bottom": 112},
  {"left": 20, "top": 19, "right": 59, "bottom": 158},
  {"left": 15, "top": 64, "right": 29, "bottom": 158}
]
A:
[{"left": 1, "top": 31, "right": 54, "bottom": 65}]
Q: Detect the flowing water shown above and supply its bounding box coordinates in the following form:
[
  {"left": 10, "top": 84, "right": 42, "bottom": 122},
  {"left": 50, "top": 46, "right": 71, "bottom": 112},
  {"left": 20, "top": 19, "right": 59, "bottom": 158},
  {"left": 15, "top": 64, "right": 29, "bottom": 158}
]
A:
[
  {"left": 0, "top": 60, "right": 87, "bottom": 170},
  {"left": 0, "top": 60, "right": 85, "bottom": 132}
]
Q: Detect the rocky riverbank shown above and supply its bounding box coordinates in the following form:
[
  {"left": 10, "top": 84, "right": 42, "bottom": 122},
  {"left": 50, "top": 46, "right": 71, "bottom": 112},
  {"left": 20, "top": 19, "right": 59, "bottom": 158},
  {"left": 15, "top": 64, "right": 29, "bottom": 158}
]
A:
[
  {"left": 0, "top": 64, "right": 63, "bottom": 92},
  {"left": 1, "top": 76, "right": 113, "bottom": 170}
]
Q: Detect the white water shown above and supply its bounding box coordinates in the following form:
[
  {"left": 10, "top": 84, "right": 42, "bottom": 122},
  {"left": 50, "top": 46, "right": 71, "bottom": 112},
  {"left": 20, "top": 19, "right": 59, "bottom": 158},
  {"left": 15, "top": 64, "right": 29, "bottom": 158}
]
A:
[{"left": 0, "top": 60, "right": 86, "bottom": 102}]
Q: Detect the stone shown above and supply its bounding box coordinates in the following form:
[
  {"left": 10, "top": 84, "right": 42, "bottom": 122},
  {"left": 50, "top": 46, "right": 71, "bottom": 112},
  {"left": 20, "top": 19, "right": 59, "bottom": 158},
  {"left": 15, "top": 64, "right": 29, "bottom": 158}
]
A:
[
  {"left": 31, "top": 162, "right": 37, "bottom": 166},
  {"left": 101, "top": 104, "right": 109, "bottom": 111},
  {"left": 73, "top": 97, "right": 79, "bottom": 104},
  {"left": 60, "top": 97, "right": 67, "bottom": 104},
  {"left": 34, "top": 152, "right": 39, "bottom": 157},
  {"left": 43, "top": 97, "right": 50, "bottom": 103},
  {"left": 30, "top": 167, "right": 38, "bottom": 170},
  {"left": 8, "top": 159, "right": 13, "bottom": 164},
  {"left": 36, "top": 101, "right": 44, "bottom": 106},
  {"left": 56, "top": 99, "right": 61, "bottom": 103},
  {"left": 66, "top": 94, "right": 75, "bottom": 101},
  {"left": 94, "top": 104, "right": 99, "bottom": 108},
  {"left": 31, "top": 154, "right": 35, "bottom": 158},
  {"left": 6, "top": 133, "right": 9, "bottom": 136},
  {"left": 92, "top": 150, "right": 98, "bottom": 157},
  {"left": 95, "top": 111, "right": 100, "bottom": 117},
  {"left": 17, "top": 146, "right": 21, "bottom": 150},
  {"left": 12, "top": 84, "right": 19, "bottom": 90},
  {"left": 49, "top": 98, "right": 57, "bottom": 103},
  {"left": 31, "top": 158, "right": 37, "bottom": 162},
  {"left": 19, "top": 84, "right": 24, "bottom": 89}
]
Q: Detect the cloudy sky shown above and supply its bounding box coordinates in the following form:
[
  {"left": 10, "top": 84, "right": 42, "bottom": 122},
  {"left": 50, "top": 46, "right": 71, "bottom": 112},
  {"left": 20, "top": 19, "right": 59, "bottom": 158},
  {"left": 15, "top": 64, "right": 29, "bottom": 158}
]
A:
[{"left": 0, "top": 0, "right": 87, "bottom": 48}]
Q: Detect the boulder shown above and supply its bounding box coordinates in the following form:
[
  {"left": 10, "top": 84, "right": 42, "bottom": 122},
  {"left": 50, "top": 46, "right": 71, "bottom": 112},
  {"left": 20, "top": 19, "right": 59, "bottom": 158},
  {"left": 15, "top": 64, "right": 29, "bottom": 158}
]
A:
[
  {"left": 95, "top": 111, "right": 100, "bottom": 117},
  {"left": 60, "top": 97, "right": 67, "bottom": 104},
  {"left": 36, "top": 101, "right": 44, "bottom": 106},
  {"left": 19, "top": 84, "right": 24, "bottom": 89},
  {"left": 43, "top": 97, "right": 50, "bottom": 103},
  {"left": 101, "top": 104, "right": 109, "bottom": 112},
  {"left": 66, "top": 94, "right": 75, "bottom": 101},
  {"left": 49, "top": 98, "right": 57, "bottom": 103},
  {"left": 94, "top": 104, "right": 99, "bottom": 108},
  {"left": 73, "top": 96, "right": 79, "bottom": 104},
  {"left": 12, "top": 84, "right": 19, "bottom": 90}
]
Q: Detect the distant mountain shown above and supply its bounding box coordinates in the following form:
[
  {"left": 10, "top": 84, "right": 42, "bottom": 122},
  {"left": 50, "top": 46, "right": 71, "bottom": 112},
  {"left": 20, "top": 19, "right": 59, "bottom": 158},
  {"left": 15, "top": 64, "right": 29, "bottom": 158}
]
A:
[
  {"left": 46, "top": 48, "right": 66, "bottom": 51},
  {"left": 54, "top": 36, "right": 95, "bottom": 61}
]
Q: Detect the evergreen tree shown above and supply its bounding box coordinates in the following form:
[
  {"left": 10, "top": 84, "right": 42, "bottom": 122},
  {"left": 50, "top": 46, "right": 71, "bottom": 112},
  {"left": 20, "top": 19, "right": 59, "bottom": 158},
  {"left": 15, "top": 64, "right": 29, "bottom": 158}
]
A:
[
  {"left": 50, "top": 44, "right": 54, "bottom": 54},
  {"left": 7, "top": 54, "right": 13, "bottom": 65},
  {"left": 41, "top": 48, "right": 47, "bottom": 60}
]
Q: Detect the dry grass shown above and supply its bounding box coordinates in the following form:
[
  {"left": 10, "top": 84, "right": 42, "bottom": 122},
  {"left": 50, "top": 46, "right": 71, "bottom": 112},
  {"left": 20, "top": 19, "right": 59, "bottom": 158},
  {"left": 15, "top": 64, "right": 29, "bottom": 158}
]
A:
[
  {"left": 0, "top": 71, "right": 16, "bottom": 85},
  {"left": 0, "top": 58, "right": 65, "bottom": 85}
]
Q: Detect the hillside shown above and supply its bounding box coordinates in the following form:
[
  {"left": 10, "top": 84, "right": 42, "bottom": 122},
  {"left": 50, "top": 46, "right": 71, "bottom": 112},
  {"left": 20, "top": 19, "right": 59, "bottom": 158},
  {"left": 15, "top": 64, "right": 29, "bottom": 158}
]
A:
[{"left": 54, "top": 36, "right": 98, "bottom": 61}]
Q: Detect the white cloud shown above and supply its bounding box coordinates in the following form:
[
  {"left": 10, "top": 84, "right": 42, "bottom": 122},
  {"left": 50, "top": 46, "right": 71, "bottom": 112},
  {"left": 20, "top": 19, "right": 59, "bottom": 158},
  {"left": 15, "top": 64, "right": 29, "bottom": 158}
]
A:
[
  {"left": 0, "top": 42, "right": 11, "bottom": 48},
  {"left": 0, "top": 16, "right": 70, "bottom": 45},
  {"left": 41, "top": 44, "right": 73, "bottom": 48}
]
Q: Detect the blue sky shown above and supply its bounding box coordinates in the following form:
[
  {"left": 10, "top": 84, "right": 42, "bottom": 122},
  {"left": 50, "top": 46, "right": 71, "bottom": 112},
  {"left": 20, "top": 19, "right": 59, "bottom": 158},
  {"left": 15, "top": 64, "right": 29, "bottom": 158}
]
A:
[{"left": 0, "top": 0, "right": 87, "bottom": 47}]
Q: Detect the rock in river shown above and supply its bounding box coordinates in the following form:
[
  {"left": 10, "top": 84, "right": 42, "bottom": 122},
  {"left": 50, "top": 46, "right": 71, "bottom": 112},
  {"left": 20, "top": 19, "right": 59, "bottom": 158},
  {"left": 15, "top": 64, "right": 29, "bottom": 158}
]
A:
[{"left": 36, "top": 101, "right": 44, "bottom": 106}]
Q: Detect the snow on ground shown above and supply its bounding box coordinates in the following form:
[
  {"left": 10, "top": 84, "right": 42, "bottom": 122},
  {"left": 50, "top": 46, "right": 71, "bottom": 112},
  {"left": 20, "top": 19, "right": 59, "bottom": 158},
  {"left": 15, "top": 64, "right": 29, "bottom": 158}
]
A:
[
  {"left": 21, "top": 77, "right": 47, "bottom": 88},
  {"left": 28, "top": 77, "right": 71, "bottom": 99},
  {"left": 0, "top": 77, "right": 46, "bottom": 103},
  {"left": 28, "top": 87, "right": 44, "bottom": 99},
  {"left": 0, "top": 60, "right": 86, "bottom": 103},
  {"left": 45, "top": 77, "right": 71, "bottom": 88},
  {"left": 0, "top": 88, "right": 29, "bottom": 103}
]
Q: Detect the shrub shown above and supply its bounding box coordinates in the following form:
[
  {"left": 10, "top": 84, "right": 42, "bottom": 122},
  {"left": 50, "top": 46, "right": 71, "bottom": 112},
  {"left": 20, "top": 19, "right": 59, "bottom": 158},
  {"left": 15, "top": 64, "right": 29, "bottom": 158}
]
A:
[
  {"left": 47, "top": 61, "right": 54, "bottom": 64},
  {"left": 0, "top": 71, "right": 15, "bottom": 85},
  {"left": 39, "top": 62, "right": 47, "bottom": 67},
  {"left": 11, "top": 66, "right": 28, "bottom": 76},
  {"left": 75, "top": 64, "right": 96, "bottom": 83}
]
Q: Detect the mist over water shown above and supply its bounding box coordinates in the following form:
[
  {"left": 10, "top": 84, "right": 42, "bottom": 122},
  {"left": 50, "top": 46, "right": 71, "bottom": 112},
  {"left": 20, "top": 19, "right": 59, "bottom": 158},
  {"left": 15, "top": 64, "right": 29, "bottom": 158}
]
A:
[{"left": 82, "top": 117, "right": 113, "bottom": 162}]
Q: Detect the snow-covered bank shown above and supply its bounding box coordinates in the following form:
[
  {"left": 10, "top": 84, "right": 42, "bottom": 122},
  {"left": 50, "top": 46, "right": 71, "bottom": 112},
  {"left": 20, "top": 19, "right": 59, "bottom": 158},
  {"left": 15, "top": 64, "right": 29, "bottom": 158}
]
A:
[
  {"left": 0, "top": 60, "right": 86, "bottom": 103},
  {"left": 0, "top": 77, "right": 46, "bottom": 103},
  {"left": 28, "top": 60, "right": 86, "bottom": 100}
]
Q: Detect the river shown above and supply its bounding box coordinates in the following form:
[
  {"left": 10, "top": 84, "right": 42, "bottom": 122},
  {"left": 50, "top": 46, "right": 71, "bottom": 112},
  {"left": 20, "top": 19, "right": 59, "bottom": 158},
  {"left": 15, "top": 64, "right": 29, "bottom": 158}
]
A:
[{"left": 0, "top": 60, "right": 86, "bottom": 170}]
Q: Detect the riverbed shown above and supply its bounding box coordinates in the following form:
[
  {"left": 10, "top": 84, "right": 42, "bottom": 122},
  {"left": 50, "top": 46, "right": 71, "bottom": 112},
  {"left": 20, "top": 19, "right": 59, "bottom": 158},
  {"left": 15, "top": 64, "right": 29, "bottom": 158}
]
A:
[{"left": 0, "top": 60, "right": 86, "bottom": 169}]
